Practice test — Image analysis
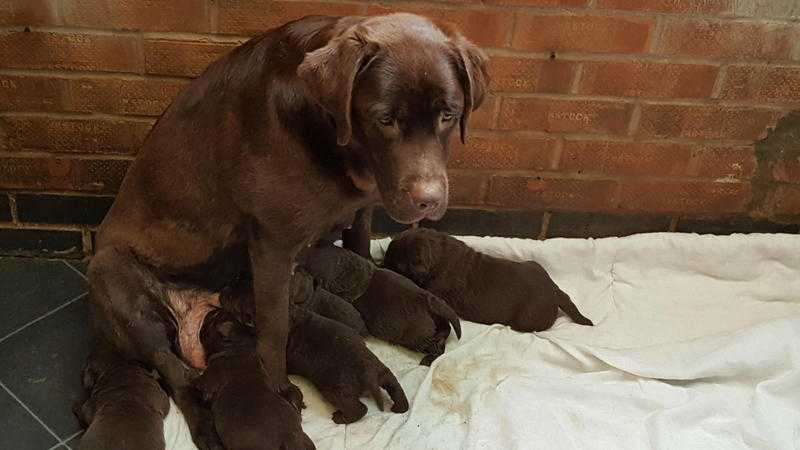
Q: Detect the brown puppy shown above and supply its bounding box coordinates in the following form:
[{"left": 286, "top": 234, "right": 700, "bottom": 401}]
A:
[
  {"left": 383, "top": 228, "right": 594, "bottom": 332},
  {"left": 288, "top": 305, "right": 409, "bottom": 424},
  {"left": 300, "top": 244, "right": 461, "bottom": 364},
  {"left": 88, "top": 13, "right": 488, "bottom": 448},
  {"left": 356, "top": 268, "right": 461, "bottom": 365},
  {"left": 297, "top": 244, "right": 376, "bottom": 301},
  {"left": 74, "top": 346, "right": 170, "bottom": 450},
  {"left": 290, "top": 269, "right": 368, "bottom": 336},
  {"left": 195, "top": 310, "right": 315, "bottom": 450}
]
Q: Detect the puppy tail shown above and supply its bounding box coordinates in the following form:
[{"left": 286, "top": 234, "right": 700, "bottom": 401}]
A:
[
  {"left": 556, "top": 291, "right": 593, "bottom": 326},
  {"left": 426, "top": 294, "right": 462, "bottom": 339}
]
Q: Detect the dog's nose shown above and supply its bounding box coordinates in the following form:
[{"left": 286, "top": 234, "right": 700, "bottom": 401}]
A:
[{"left": 409, "top": 180, "right": 443, "bottom": 212}]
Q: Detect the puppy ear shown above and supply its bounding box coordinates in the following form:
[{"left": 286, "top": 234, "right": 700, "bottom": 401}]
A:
[
  {"left": 298, "top": 27, "right": 379, "bottom": 146},
  {"left": 451, "top": 37, "right": 489, "bottom": 144}
]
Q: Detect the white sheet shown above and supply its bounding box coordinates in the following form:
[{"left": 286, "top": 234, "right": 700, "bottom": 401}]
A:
[{"left": 164, "top": 232, "right": 800, "bottom": 450}]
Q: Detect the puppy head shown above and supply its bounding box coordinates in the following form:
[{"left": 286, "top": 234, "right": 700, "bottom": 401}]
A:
[
  {"left": 200, "top": 310, "right": 254, "bottom": 358},
  {"left": 298, "top": 13, "right": 489, "bottom": 224},
  {"left": 383, "top": 228, "right": 444, "bottom": 284}
]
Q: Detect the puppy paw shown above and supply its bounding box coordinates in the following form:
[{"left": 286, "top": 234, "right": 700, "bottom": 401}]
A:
[
  {"left": 280, "top": 381, "right": 306, "bottom": 411},
  {"left": 331, "top": 402, "right": 367, "bottom": 424}
]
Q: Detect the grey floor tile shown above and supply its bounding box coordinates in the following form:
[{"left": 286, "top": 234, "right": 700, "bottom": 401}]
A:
[
  {"left": 0, "top": 298, "right": 92, "bottom": 439},
  {"left": 0, "top": 258, "right": 87, "bottom": 339},
  {"left": 0, "top": 384, "right": 59, "bottom": 450}
]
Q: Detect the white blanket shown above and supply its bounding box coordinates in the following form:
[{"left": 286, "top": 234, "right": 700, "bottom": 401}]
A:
[{"left": 163, "top": 232, "right": 800, "bottom": 450}]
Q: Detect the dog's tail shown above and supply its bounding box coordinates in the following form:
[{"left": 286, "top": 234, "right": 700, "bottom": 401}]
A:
[
  {"left": 557, "top": 291, "right": 593, "bottom": 326},
  {"left": 426, "top": 294, "right": 462, "bottom": 339}
]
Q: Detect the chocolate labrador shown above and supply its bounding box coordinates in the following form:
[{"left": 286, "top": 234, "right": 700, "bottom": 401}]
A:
[
  {"left": 195, "top": 310, "right": 315, "bottom": 450},
  {"left": 383, "top": 228, "right": 594, "bottom": 332},
  {"left": 290, "top": 269, "right": 368, "bottom": 335},
  {"left": 299, "top": 244, "right": 461, "bottom": 364},
  {"left": 287, "top": 305, "right": 409, "bottom": 424},
  {"left": 74, "top": 346, "right": 170, "bottom": 450},
  {"left": 87, "top": 13, "right": 487, "bottom": 448}
]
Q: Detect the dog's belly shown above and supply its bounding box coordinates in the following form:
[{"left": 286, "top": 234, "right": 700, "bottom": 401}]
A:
[{"left": 164, "top": 289, "right": 221, "bottom": 370}]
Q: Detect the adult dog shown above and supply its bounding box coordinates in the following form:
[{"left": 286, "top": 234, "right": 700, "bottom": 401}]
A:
[{"left": 88, "top": 13, "right": 487, "bottom": 448}]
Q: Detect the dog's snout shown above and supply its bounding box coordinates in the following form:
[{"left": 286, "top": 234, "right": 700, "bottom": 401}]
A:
[{"left": 409, "top": 180, "right": 443, "bottom": 212}]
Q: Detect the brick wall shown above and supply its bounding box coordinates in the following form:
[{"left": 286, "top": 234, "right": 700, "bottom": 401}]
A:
[{"left": 1, "top": 0, "right": 800, "bottom": 257}]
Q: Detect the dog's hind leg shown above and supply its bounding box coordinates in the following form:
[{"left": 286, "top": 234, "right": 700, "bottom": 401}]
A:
[{"left": 87, "top": 248, "right": 221, "bottom": 450}]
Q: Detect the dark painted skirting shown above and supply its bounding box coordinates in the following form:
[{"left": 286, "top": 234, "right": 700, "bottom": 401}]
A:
[
  {"left": 547, "top": 212, "right": 671, "bottom": 239},
  {"left": 0, "top": 228, "right": 84, "bottom": 259},
  {"left": 15, "top": 194, "right": 114, "bottom": 226}
]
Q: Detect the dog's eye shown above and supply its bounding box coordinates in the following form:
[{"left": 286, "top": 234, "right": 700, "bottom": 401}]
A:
[
  {"left": 441, "top": 111, "right": 455, "bottom": 122},
  {"left": 378, "top": 115, "right": 394, "bottom": 126}
]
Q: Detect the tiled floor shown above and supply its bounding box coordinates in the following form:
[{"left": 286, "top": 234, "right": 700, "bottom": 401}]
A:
[{"left": 0, "top": 257, "right": 90, "bottom": 450}]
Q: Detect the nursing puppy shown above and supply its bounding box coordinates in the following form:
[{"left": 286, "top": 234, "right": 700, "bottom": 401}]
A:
[
  {"left": 298, "top": 243, "right": 375, "bottom": 301},
  {"left": 290, "top": 269, "right": 368, "bottom": 336},
  {"left": 74, "top": 346, "right": 169, "bottom": 450},
  {"left": 356, "top": 268, "right": 461, "bottom": 365},
  {"left": 195, "top": 310, "right": 315, "bottom": 450},
  {"left": 383, "top": 228, "right": 594, "bottom": 332},
  {"left": 299, "top": 244, "right": 461, "bottom": 364},
  {"left": 288, "top": 305, "right": 409, "bottom": 424}
]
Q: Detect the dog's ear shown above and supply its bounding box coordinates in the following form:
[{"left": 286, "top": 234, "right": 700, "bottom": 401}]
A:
[
  {"left": 451, "top": 37, "right": 489, "bottom": 144},
  {"left": 298, "top": 28, "right": 379, "bottom": 146}
]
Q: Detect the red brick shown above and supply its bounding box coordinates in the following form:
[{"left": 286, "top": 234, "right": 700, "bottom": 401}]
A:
[
  {"left": 0, "top": 0, "right": 60, "bottom": 26},
  {"left": 687, "top": 145, "right": 757, "bottom": 179},
  {"left": 772, "top": 185, "right": 800, "bottom": 215},
  {"left": 0, "top": 75, "right": 68, "bottom": 112},
  {"left": 449, "top": 172, "right": 488, "bottom": 206},
  {"left": 597, "top": 0, "right": 733, "bottom": 14},
  {"left": 638, "top": 104, "right": 782, "bottom": 140},
  {"left": 0, "top": 157, "right": 129, "bottom": 193},
  {"left": 0, "top": 31, "right": 141, "bottom": 73},
  {"left": 485, "top": 0, "right": 587, "bottom": 5},
  {"left": 719, "top": 65, "right": 800, "bottom": 104},
  {"left": 656, "top": 19, "right": 798, "bottom": 60},
  {"left": 63, "top": 0, "right": 210, "bottom": 32},
  {"left": 1, "top": 116, "right": 153, "bottom": 154},
  {"left": 512, "top": 14, "right": 653, "bottom": 54},
  {"left": 219, "top": 1, "right": 365, "bottom": 36},
  {"left": 144, "top": 39, "right": 238, "bottom": 77},
  {"left": 468, "top": 95, "right": 498, "bottom": 130},
  {"left": 617, "top": 181, "right": 751, "bottom": 213},
  {"left": 560, "top": 140, "right": 692, "bottom": 176},
  {"left": 489, "top": 57, "right": 576, "bottom": 94},
  {"left": 451, "top": 135, "right": 556, "bottom": 170},
  {"left": 498, "top": 98, "right": 633, "bottom": 135},
  {"left": 578, "top": 61, "right": 718, "bottom": 99},
  {"left": 66, "top": 77, "right": 187, "bottom": 116},
  {"left": 367, "top": 4, "right": 513, "bottom": 48},
  {"left": 487, "top": 176, "right": 618, "bottom": 211}
]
